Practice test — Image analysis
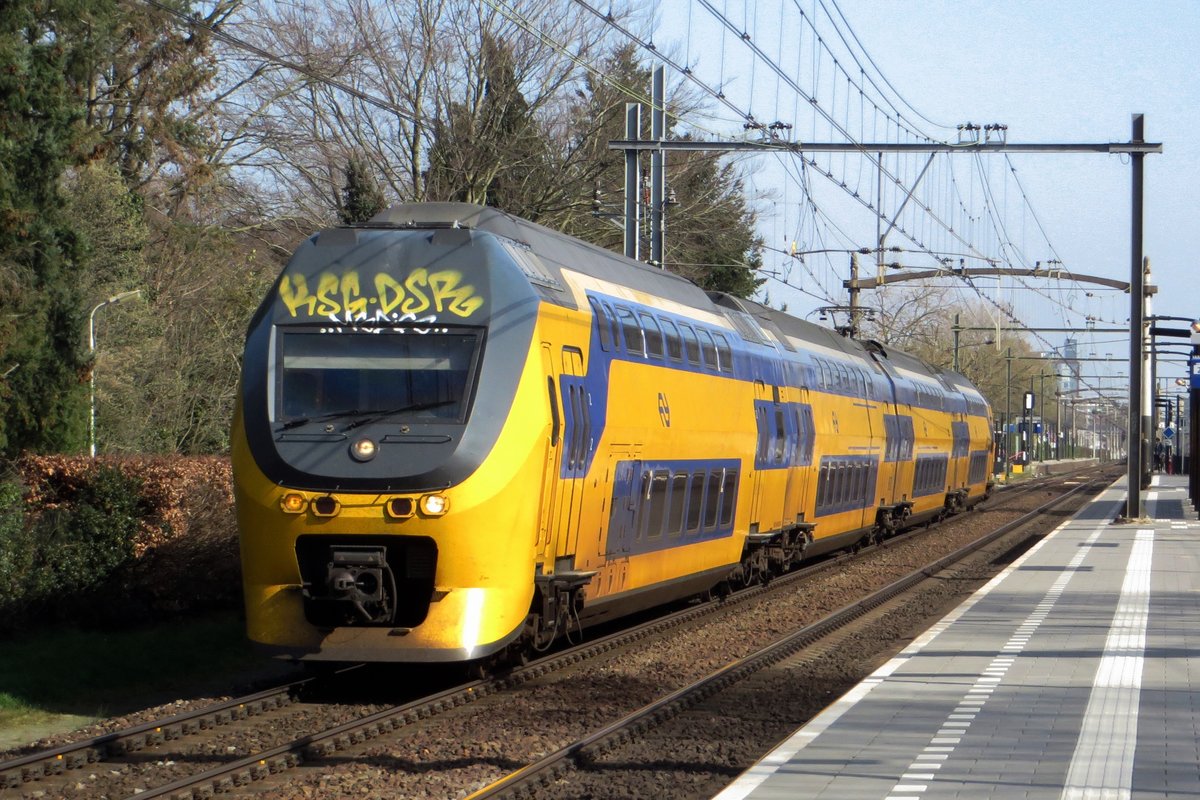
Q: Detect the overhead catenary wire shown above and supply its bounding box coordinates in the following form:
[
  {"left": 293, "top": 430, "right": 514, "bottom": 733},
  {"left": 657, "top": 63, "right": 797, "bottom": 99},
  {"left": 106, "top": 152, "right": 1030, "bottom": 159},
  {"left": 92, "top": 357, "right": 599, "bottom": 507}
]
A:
[{"left": 151, "top": 0, "right": 1114, "bottom": 357}]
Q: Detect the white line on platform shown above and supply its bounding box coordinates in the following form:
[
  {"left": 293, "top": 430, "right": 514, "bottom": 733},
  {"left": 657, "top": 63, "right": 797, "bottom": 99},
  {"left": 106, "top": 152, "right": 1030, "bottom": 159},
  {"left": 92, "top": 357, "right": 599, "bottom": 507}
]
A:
[
  {"left": 711, "top": 483, "right": 1124, "bottom": 800},
  {"left": 1059, "top": 528, "right": 1154, "bottom": 800}
]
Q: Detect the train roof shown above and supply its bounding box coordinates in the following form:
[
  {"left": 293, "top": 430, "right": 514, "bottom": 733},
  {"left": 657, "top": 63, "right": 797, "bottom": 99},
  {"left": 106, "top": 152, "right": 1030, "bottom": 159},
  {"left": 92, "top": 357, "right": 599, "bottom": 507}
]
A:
[
  {"left": 364, "top": 203, "right": 979, "bottom": 395},
  {"left": 365, "top": 202, "right": 712, "bottom": 311}
]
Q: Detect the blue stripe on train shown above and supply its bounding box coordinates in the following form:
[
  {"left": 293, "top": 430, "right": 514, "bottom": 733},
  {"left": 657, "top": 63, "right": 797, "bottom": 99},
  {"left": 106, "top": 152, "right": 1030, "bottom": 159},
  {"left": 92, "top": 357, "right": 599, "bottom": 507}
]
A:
[{"left": 603, "top": 458, "right": 741, "bottom": 557}]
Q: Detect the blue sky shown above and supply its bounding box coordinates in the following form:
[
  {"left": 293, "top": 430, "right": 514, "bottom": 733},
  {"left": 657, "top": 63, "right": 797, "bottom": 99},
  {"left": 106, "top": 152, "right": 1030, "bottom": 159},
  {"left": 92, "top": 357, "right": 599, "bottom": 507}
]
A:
[{"left": 652, "top": 0, "right": 1198, "bottom": 379}]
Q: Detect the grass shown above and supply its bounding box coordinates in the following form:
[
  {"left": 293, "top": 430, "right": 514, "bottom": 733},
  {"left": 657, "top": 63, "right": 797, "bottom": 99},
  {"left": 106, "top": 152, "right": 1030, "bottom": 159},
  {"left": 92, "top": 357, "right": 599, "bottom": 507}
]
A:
[{"left": 0, "top": 612, "right": 270, "bottom": 733}]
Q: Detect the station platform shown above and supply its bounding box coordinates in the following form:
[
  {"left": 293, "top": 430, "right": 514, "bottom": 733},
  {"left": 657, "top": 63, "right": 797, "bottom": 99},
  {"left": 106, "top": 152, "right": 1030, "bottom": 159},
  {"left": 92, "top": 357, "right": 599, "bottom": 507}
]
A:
[{"left": 716, "top": 473, "right": 1200, "bottom": 800}]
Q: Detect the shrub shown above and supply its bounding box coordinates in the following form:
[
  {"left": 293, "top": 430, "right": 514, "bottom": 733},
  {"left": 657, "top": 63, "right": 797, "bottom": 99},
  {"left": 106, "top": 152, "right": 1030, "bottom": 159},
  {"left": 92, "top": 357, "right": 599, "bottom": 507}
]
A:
[
  {"left": 5, "top": 455, "right": 240, "bottom": 633},
  {"left": 34, "top": 466, "right": 143, "bottom": 596},
  {"left": 0, "top": 466, "right": 145, "bottom": 632},
  {"left": 0, "top": 478, "right": 33, "bottom": 614}
]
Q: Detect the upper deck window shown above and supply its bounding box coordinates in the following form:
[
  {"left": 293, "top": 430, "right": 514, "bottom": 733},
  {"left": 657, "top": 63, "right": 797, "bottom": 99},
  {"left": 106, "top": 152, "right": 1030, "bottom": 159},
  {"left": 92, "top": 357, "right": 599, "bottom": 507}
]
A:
[
  {"left": 679, "top": 324, "right": 702, "bottom": 366},
  {"left": 696, "top": 329, "right": 719, "bottom": 371},
  {"left": 640, "top": 312, "right": 665, "bottom": 359},
  {"left": 274, "top": 327, "right": 482, "bottom": 426},
  {"left": 660, "top": 318, "right": 683, "bottom": 362},
  {"left": 589, "top": 298, "right": 615, "bottom": 352},
  {"left": 615, "top": 306, "right": 644, "bottom": 356},
  {"left": 713, "top": 332, "right": 733, "bottom": 373}
]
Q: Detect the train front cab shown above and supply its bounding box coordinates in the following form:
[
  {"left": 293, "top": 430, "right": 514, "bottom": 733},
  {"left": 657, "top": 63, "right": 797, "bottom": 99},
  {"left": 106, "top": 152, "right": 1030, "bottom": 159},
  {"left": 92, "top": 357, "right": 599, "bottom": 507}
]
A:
[{"left": 234, "top": 220, "right": 562, "bottom": 663}]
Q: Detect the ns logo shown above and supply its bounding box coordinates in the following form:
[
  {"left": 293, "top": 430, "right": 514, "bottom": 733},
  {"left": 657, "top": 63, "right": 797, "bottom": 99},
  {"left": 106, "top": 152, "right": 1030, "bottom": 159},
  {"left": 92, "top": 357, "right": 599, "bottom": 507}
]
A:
[{"left": 658, "top": 392, "right": 671, "bottom": 428}]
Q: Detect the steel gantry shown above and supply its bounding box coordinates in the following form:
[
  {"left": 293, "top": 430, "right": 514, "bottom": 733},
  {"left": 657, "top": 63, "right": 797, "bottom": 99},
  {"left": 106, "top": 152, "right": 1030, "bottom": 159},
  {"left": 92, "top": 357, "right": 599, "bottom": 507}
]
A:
[{"left": 612, "top": 97, "right": 1161, "bottom": 517}]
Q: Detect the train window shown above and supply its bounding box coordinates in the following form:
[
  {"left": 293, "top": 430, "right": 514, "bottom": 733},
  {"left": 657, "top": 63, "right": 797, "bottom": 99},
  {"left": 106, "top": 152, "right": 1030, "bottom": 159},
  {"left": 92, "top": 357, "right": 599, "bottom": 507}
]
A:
[
  {"left": 546, "top": 377, "right": 560, "bottom": 447},
  {"left": 952, "top": 421, "right": 970, "bottom": 458},
  {"left": 713, "top": 332, "right": 733, "bottom": 373},
  {"left": 660, "top": 318, "right": 683, "bottom": 361},
  {"left": 900, "top": 417, "right": 914, "bottom": 460},
  {"left": 784, "top": 407, "right": 798, "bottom": 466},
  {"left": 615, "top": 306, "right": 644, "bottom": 356},
  {"left": 817, "top": 461, "right": 830, "bottom": 510},
  {"left": 644, "top": 469, "right": 669, "bottom": 540},
  {"left": 719, "top": 470, "right": 738, "bottom": 526},
  {"left": 640, "top": 313, "right": 664, "bottom": 359},
  {"left": 667, "top": 472, "right": 688, "bottom": 536},
  {"left": 589, "top": 298, "right": 614, "bottom": 352},
  {"left": 679, "top": 324, "right": 702, "bottom": 366},
  {"left": 755, "top": 404, "right": 769, "bottom": 463},
  {"left": 697, "top": 329, "right": 719, "bottom": 371},
  {"left": 686, "top": 472, "right": 706, "bottom": 532},
  {"left": 801, "top": 405, "right": 815, "bottom": 465},
  {"left": 703, "top": 470, "right": 721, "bottom": 529},
  {"left": 567, "top": 385, "right": 583, "bottom": 470},
  {"left": 276, "top": 328, "right": 481, "bottom": 425},
  {"left": 773, "top": 407, "right": 786, "bottom": 464}
]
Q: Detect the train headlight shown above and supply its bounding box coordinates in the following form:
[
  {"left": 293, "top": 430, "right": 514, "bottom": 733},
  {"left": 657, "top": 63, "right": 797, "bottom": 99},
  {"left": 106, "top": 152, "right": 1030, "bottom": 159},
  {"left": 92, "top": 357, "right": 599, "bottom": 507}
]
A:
[
  {"left": 350, "top": 437, "right": 378, "bottom": 462},
  {"left": 386, "top": 498, "right": 415, "bottom": 519},
  {"left": 419, "top": 494, "right": 450, "bottom": 516},
  {"left": 311, "top": 496, "right": 340, "bottom": 516},
  {"left": 280, "top": 493, "right": 307, "bottom": 514}
]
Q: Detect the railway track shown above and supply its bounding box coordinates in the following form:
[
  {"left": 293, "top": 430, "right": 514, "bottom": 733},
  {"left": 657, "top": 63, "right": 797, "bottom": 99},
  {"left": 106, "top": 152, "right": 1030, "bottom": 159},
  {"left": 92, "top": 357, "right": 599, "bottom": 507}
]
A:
[
  {"left": 0, "top": 467, "right": 1114, "bottom": 800},
  {"left": 465, "top": 471, "right": 1114, "bottom": 799}
]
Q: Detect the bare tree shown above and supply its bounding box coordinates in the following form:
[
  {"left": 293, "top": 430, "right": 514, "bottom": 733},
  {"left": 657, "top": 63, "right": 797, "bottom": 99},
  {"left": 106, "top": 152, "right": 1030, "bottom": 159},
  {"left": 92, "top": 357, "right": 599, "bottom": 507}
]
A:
[
  {"left": 218, "top": 0, "right": 634, "bottom": 225},
  {"left": 860, "top": 285, "right": 1050, "bottom": 419}
]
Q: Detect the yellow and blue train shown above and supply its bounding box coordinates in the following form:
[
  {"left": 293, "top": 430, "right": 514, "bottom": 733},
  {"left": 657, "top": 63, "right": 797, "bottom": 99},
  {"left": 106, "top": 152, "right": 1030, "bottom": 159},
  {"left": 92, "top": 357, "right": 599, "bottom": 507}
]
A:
[{"left": 232, "top": 203, "right": 994, "bottom": 665}]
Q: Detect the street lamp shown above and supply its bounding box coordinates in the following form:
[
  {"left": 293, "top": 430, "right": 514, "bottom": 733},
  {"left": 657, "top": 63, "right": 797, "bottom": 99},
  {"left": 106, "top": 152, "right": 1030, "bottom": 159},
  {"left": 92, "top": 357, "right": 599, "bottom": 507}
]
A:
[{"left": 89, "top": 289, "right": 141, "bottom": 457}]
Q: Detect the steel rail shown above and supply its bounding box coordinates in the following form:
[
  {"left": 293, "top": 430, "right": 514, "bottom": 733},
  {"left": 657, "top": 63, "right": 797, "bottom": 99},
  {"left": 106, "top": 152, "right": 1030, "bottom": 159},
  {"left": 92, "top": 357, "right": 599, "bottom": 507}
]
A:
[
  {"left": 0, "top": 680, "right": 313, "bottom": 788},
  {"left": 2, "top": 468, "right": 1099, "bottom": 798},
  {"left": 462, "top": 475, "right": 1108, "bottom": 799}
]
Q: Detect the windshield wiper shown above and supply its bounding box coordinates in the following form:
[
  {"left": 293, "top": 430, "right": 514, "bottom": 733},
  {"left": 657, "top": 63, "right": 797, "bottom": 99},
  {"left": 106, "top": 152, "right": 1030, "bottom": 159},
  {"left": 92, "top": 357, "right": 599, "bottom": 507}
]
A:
[
  {"left": 341, "top": 400, "right": 457, "bottom": 431},
  {"left": 276, "top": 410, "right": 363, "bottom": 431}
]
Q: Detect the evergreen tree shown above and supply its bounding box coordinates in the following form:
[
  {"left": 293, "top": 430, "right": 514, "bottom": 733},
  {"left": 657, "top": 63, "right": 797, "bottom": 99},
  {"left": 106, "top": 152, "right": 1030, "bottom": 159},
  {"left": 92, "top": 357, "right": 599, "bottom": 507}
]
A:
[
  {"left": 339, "top": 155, "right": 386, "bottom": 224},
  {"left": 425, "top": 34, "right": 554, "bottom": 219},
  {"left": 561, "top": 46, "right": 764, "bottom": 299},
  {"left": 0, "top": 0, "right": 108, "bottom": 455}
]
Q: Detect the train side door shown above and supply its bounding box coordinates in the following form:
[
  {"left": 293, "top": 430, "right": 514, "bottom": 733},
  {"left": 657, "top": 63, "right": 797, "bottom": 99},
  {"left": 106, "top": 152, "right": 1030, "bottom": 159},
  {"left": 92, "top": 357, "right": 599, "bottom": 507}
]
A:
[
  {"left": 604, "top": 457, "right": 640, "bottom": 557},
  {"left": 784, "top": 387, "right": 812, "bottom": 521},
  {"left": 549, "top": 346, "right": 589, "bottom": 565},
  {"left": 554, "top": 347, "right": 588, "bottom": 563},
  {"left": 872, "top": 355, "right": 903, "bottom": 504},
  {"left": 749, "top": 380, "right": 769, "bottom": 529},
  {"left": 537, "top": 344, "right": 561, "bottom": 562}
]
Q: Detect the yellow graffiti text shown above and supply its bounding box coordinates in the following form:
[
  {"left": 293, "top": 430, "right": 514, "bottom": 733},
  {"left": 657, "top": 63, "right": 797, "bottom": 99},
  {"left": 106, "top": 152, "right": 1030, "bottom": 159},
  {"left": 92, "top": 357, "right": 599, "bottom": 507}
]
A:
[{"left": 278, "top": 269, "right": 484, "bottom": 320}]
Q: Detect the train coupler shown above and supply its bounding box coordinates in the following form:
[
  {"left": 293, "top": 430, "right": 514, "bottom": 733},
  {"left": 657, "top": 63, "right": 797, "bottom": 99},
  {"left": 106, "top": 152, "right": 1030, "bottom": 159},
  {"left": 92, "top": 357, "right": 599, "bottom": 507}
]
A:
[{"left": 530, "top": 570, "right": 595, "bottom": 648}]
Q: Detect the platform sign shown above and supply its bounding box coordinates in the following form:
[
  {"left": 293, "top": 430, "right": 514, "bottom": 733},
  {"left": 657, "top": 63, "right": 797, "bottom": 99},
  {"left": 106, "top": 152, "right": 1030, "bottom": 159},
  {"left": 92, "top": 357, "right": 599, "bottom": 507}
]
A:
[
  {"left": 1164, "top": 426, "right": 1175, "bottom": 440},
  {"left": 1191, "top": 357, "right": 1200, "bottom": 390}
]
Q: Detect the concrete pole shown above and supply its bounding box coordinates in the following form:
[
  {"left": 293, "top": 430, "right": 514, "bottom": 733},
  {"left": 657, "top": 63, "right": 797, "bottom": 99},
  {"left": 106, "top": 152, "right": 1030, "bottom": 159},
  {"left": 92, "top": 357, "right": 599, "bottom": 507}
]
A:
[
  {"left": 624, "top": 103, "right": 641, "bottom": 261},
  {"left": 1126, "top": 114, "right": 1145, "bottom": 518},
  {"left": 650, "top": 66, "right": 666, "bottom": 268},
  {"left": 1005, "top": 347, "right": 1013, "bottom": 481},
  {"left": 953, "top": 313, "right": 960, "bottom": 372},
  {"left": 1142, "top": 257, "right": 1153, "bottom": 485}
]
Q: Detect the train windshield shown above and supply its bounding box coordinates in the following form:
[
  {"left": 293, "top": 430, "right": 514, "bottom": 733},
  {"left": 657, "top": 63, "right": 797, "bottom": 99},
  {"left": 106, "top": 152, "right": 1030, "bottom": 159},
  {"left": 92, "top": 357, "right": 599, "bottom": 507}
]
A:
[{"left": 274, "top": 328, "right": 482, "bottom": 425}]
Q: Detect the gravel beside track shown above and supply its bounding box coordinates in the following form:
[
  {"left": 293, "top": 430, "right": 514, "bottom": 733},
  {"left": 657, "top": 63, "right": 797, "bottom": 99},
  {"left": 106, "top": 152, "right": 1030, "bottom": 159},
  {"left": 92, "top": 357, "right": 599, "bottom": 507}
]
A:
[{"left": 0, "top": 472, "right": 1112, "bottom": 800}]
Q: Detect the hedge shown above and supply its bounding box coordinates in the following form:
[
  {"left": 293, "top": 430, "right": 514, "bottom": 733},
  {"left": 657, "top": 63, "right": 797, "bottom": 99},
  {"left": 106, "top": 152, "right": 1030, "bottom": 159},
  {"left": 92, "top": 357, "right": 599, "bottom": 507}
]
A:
[{"left": 0, "top": 455, "right": 240, "bottom": 633}]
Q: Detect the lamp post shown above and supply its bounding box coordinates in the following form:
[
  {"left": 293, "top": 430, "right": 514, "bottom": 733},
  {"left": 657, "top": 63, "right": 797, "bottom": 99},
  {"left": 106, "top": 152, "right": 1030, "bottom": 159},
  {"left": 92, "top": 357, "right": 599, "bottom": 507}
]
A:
[{"left": 89, "top": 289, "right": 141, "bottom": 457}]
